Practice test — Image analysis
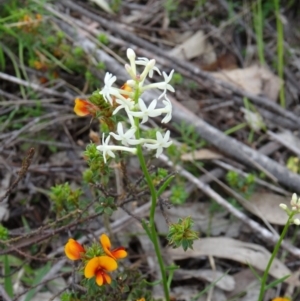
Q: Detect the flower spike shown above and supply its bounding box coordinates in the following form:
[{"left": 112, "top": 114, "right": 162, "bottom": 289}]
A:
[{"left": 96, "top": 48, "right": 175, "bottom": 161}]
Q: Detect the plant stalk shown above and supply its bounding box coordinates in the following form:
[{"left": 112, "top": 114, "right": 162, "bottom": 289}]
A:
[
  {"left": 134, "top": 117, "right": 169, "bottom": 301},
  {"left": 258, "top": 214, "right": 294, "bottom": 301}
]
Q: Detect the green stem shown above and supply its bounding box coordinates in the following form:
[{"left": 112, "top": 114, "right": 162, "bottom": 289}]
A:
[
  {"left": 274, "top": 0, "right": 285, "bottom": 108},
  {"left": 134, "top": 118, "right": 169, "bottom": 301},
  {"left": 258, "top": 214, "right": 294, "bottom": 301}
]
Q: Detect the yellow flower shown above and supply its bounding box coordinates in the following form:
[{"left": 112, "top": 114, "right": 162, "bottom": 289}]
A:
[
  {"left": 64, "top": 238, "right": 85, "bottom": 260},
  {"left": 100, "top": 234, "right": 127, "bottom": 260},
  {"left": 272, "top": 297, "right": 291, "bottom": 301},
  {"left": 84, "top": 256, "right": 117, "bottom": 286},
  {"left": 136, "top": 298, "right": 146, "bottom": 301}
]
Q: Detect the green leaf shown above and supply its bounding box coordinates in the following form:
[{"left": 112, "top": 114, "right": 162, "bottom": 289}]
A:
[
  {"left": 157, "top": 175, "right": 175, "bottom": 197},
  {"left": 4, "top": 255, "right": 13, "bottom": 297},
  {"left": 24, "top": 262, "right": 51, "bottom": 301},
  {"left": 247, "top": 262, "right": 261, "bottom": 281},
  {"left": 264, "top": 274, "right": 290, "bottom": 290},
  {"left": 0, "top": 46, "right": 5, "bottom": 70}
]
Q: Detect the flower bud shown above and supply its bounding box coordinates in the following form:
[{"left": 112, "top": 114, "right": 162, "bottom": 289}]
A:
[
  {"left": 291, "top": 193, "right": 298, "bottom": 206},
  {"left": 127, "top": 48, "right": 136, "bottom": 61},
  {"left": 293, "top": 218, "right": 300, "bottom": 225},
  {"left": 126, "top": 49, "right": 136, "bottom": 78},
  {"left": 140, "top": 59, "right": 156, "bottom": 82},
  {"left": 64, "top": 238, "right": 85, "bottom": 260},
  {"left": 279, "top": 203, "right": 288, "bottom": 211}
]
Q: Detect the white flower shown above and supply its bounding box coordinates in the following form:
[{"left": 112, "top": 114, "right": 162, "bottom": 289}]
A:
[
  {"left": 158, "top": 70, "right": 175, "bottom": 99},
  {"left": 136, "top": 57, "right": 161, "bottom": 78},
  {"left": 97, "top": 134, "right": 115, "bottom": 163},
  {"left": 109, "top": 123, "right": 141, "bottom": 146},
  {"left": 141, "top": 69, "right": 175, "bottom": 99},
  {"left": 144, "top": 130, "right": 172, "bottom": 157},
  {"left": 128, "top": 98, "right": 161, "bottom": 124},
  {"left": 113, "top": 97, "right": 135, "bottom": 115},
  {"left": 100, "top": 73, "right": 117, "bottom": 104},
  {"left": 161, "top": 96, "right": 172, "bottom": 123},
  {"left": 142, "top": 96, "right": 172, "bottom": 124},
  {"left": 112, "top": 97, "right": 136, "bottom": 127},
  {"left": 97, "top": 133, "right": 137, "bottom": 163}
]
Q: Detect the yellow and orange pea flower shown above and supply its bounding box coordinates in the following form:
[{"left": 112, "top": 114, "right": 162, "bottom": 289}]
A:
[
  {"left": 64, "top": 238, "right": 85, "bottom": 260},
  {"left": 84, "top": 256, "right": 117, "bottom": 286},
  {"left": 73, "top": 83, "right": 133, "bottom": 117},
  {"left": 74, "top": 98, "right": 99, "bottom": 117},
  {"left": 119, "top": 83, "right": 132, "bottom": 99},
  {"left": 272, "top": 298, "right": 291, "bottom": 301},
  {"left": 100, "top": 233, "right": 127, "bottom": 260}
]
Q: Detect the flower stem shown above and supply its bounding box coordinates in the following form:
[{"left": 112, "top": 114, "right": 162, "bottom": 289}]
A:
[
  {"left": 257, "top": 214, "right": 294, "bottom": 301},
  {"left": 135, "top": 121, "right": 169, "bottom": 301}
]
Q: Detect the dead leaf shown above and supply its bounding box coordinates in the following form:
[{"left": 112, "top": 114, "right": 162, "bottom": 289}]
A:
[
  {"left": 201, "top": 52, "right": 238, "bottom": 71},
  {"left": 169, "top": 30, "right": 216, "bottom": 63},
  {"left": 244, "top": 192, "right": 300, "bottom": 225},
  {"left": 89, "top": 0, "right": 114, "bottom": 14},
  {"left": 31, "top": 292, "right": 60, "bottom": 301},
  {"left": 225, "top": 269, "right": 261, "bottom": 301},
  {"left": 170, "top": 31, "right": 194, "bottom": 44},
  {"left": 211, "top": 66, "right": 282, "bottom": 101},
  {"left": 173, "top": 285, "right": 226, "bottom": 301},
  {"left": 181, "top": 149, "right": 223, "bottom": 161},
  {"left": 268, "top": 130, "right": 300, "bottom": 157},
  {"left": 168, "top": 237, "right": 299, "bottom": 285},
  {"left": 174, "top": 269, "right": 235, "bottom": 291},
  {"left": 89, "top": 130, "right": 100, "bottom": 144}
]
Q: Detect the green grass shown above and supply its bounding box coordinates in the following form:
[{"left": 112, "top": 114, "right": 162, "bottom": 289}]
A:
[
  {"left": 253, "top": 0, "right": 265, "bottom": 65},
  {"left": 274, "top": 0, "right": 285, "bottom": 108}
]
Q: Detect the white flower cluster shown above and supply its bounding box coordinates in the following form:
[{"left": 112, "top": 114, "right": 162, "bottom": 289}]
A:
[
  {"left": 97, "top": 48, "right": 175, "bottom": 163},
  {"left": 279, "top": 193, "right": 300, "bottom": 225}
]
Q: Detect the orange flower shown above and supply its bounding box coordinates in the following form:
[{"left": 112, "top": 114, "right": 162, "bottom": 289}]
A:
[
  {"left": 272, "top": 298, "right": 291, "bottom": 301},
  {"left": 84, "top": 256, "right": 117, "bottom": 286},
  {"left": 74, "top": 98, "right": 98, "bottom": 117},
  {"left": 64, "top": 238, "right": 85, "bottom": 260},
  {"left": 120, "top": 83, "right": 132, "bottom": 98},
  {"left": 100, "top": 234, "right": 127, "bottom": 260}
]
